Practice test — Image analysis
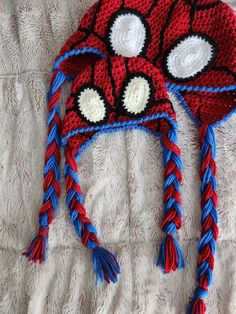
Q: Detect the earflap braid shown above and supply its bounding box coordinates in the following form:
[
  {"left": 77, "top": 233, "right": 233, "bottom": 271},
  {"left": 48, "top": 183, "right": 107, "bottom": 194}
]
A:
[
  {"left": 157, "top": 125, "right": 185, "bottom": 273},
  {"left": 64, "top": 147, "right": 99, "bottom": 249},
  {"left": 23, "top": 47, "right": 105, "bottom": 264},
  {"left": 23, "top": 70, "right": 66, "bottom": 263},
  {"left": 187, "top": 124, "right": 218, "bottom": 314},
  {"left": 64, "top": 146, "right": 120, "bottom": 284}
]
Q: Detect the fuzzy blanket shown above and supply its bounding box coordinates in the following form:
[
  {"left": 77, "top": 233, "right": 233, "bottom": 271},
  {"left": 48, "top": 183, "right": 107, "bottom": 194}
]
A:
[{"left": 0, "top": 1, "right": 235, "bottom": 313}]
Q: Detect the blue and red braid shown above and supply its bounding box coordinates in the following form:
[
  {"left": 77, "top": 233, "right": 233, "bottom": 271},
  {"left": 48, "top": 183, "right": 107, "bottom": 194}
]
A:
[
  {"left": 23, "top": 70, "right": 65, "bottom": 263},
  {"left": 187, "top": 124, "right": 218, "bottom": 314},
  {"left": 157, "top": 126, "right": 185, "bottom": 273},
  {"left": 64, "top": 146, "right": 120, "bottom": 284},
  {"left": 23, "top": 46, "right": 120, "bottom": 284},
  {"left": 23, "top": 48, "right": 106, "bottom": 265}
]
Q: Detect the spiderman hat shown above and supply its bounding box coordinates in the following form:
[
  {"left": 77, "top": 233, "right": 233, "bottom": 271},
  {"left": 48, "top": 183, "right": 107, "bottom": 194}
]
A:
[
  {"left": 24, "top": 56, "right": 184, "bottom": 284},
  {"left": 45, "top": 0, "right": 236, "bottom": 312}
]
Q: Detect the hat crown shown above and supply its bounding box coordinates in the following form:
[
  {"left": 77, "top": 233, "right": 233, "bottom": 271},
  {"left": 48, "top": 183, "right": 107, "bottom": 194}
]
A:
[{"left": 62, "top": 57, "right": 176, "bottom": 148}]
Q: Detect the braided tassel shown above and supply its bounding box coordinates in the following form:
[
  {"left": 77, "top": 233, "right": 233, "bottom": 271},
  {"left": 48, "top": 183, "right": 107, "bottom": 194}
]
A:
[
  {"left": 157, "top": 127, "right": 184, "bottom": 273},
  {"left": 23, "top": 70, "right": 66, "bottom": 263},
  {"left": 64, "top": 147, "right": 120, "bottom": 284},
  {"left": 187, "top": 124, "right": 218, "bottom": 314}
]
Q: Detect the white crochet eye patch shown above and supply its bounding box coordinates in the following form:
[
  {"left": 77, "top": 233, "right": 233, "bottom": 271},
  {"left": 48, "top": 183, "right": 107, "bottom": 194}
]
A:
[
  {"left": 108, "top": 12, "right": 147, "bottom": 57},
  {"left": 164, "top": 34, "right": 216, "bottom": 81},
  {"left": 75, "top": 75, "right": 152, "bottom": 123},
  {"left": 122, "top": 76, "right": 151, "bottom": 115},
  {"left": 77, "top": 87, "right": 107, "bottom": 123}
]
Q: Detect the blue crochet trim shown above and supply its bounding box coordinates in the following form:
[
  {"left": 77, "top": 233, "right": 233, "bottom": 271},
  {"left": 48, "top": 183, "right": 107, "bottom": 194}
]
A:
[
  {"left": 53, "top": 47, "right": 106, "bottom": 71},
  {"left": 166, "top": 83, "right": 236, "bottom": 93},
  {"left": 62, "top": 113, "right": 177, "bottom": 146}
]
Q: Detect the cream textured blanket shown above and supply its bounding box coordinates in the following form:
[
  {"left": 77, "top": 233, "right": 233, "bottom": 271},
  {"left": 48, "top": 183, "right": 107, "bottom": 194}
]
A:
[{"left": 0, "top": 1, "right": 235, "bottom": 313}]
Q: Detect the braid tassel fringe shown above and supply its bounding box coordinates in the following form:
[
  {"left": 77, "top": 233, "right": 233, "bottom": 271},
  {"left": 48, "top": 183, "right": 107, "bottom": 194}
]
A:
[
  {"left": 157, "top": 127, "right": 185, "bottom": 273},
  {"left": 64, "top": 147, "right": 120, "bottom": 284},
  {"left": 187, "top": 124, "right": 218, "bottom": 314},
  {"left": 93, "top": 247, "right": 121, "bottom": 284}
]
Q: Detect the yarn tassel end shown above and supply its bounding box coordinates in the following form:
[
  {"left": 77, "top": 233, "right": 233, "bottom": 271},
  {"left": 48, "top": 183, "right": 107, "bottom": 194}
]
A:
[
  {"left": 187, "top": 298, "right": 206, "bottom": 314},
  {"left": 93, "top": 246, "right": 120, "bottom": 285},
  {"left": 157, "top": 234, "right": 184, "bottom": 273},
  {"left": 23, "top": 228, "right": 48, "bottom": 264}
]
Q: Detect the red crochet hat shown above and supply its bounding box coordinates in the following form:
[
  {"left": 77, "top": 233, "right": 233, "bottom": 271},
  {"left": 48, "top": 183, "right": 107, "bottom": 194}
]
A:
[
  {"left": 49, "top": 1, "right": 235, "bottom": 312},
  {"left": 24, "top": 56, "right": 184, "bottom": 284},
  {"left": 56, "top": 0, "right": 235, "bottom": 124}
]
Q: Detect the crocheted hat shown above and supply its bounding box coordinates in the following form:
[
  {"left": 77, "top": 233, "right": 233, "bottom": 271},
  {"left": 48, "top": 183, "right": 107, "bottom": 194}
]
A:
[
  {"left": 24, "top": 56, "right": 184, "bottom": 284},
  {"left": 51, "top": 1, "right": 235, "bottom": 312},
  {"left": 56, "top": 0, "right": 235, "bottom": 125},
  {"left": 24, "top": 0, "right": 235, "bottom": 311},
  {"left": 55, "top": 0, "right": 235, "bottom": 126}
]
